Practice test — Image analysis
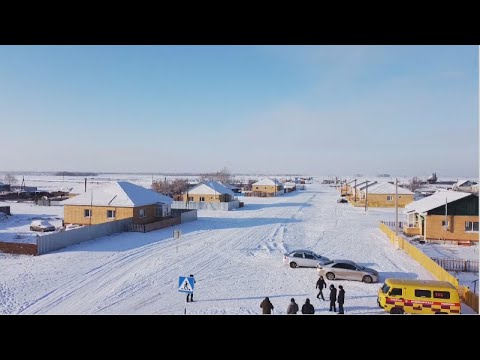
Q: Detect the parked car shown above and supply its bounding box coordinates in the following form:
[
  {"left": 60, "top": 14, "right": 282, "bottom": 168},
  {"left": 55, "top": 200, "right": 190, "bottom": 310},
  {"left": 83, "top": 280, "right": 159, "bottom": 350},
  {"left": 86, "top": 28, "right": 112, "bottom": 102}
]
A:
[
  {"left": 30, "top": 220, "right": 56, "bottom": 232},
  {"left": 317, "top": 259, "right": 379, "bottom": 283},
  {"left": 337, "top": 198, "right": 348, "bottom": 203},
  {"left": 283, "top": 250, "right": 330, "bottom": 268}
]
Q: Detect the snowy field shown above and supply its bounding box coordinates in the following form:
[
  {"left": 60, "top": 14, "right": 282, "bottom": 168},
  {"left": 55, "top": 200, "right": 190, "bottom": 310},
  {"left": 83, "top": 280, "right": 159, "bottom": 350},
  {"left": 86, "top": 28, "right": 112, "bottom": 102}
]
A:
[{"left": 0, "top": 183, "right": 476, "bottom": 314}]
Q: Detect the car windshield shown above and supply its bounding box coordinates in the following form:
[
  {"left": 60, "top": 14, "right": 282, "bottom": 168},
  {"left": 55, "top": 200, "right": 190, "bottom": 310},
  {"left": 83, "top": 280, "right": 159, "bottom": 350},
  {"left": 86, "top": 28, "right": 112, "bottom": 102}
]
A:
[
  {"left": 381, "top": 284, "right": 390, "bottom": 294},
  {"left": 357, "top": 265, "right": 365, "bottom": 270}
]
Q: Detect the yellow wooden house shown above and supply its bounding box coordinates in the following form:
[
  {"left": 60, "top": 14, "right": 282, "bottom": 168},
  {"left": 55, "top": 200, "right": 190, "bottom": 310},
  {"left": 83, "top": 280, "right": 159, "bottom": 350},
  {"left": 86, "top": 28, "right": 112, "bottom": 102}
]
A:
[{"left": 62, "top": 181, "right": 173, "bottom": 226}]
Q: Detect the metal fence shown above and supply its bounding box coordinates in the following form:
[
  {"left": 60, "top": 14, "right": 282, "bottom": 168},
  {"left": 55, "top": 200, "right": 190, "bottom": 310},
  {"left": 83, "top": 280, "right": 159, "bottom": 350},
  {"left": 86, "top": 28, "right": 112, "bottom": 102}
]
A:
[
  {"left": 172, "top": 200, "right": 240, "bottom": 211},
  {"left": 432, "top": 258, "right": 479, "bottom": 273},
  {"left": 381, "top": 220, "right": 404, "bottom": 229},
  {"left": 37, "top": 218, "right": 132, "bottom": 255}
]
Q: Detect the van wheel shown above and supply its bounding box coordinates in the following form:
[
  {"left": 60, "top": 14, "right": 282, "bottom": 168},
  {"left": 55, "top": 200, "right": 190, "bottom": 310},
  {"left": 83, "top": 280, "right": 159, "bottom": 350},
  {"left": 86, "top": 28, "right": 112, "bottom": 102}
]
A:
[
  {"left": 326, "top": 272, "right": 335, "bottom": 280},
  {"left": 362, "top": 275, "right": 373, "bottom": 283},
  {"left": 290, "top": 262, "right": 298, "bottom": 268},
  {"left": 390, "top": 307, "right": 404, "bottom": 314}
]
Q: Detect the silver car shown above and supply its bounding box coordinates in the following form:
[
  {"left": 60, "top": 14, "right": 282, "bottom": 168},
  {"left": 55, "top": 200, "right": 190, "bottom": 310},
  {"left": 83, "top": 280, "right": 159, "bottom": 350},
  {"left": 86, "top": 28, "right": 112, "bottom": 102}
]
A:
[
  {"left": 283, "top": 250, "right": 330, "bottom": 269},
  {"left": 316, "top": 259, "right": 379, "bottom": 283}
]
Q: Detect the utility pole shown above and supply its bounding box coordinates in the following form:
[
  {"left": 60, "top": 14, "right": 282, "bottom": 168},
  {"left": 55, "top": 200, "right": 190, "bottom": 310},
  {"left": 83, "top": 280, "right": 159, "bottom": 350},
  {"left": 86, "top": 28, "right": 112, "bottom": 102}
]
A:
[
  {"left": 354, "top": 179, "right": 357, "bottom": 202},
  {"left": 365, "top": 180, "right": 369, "bottom": 212},
  {"left": 395, "top": 178, "right": 398, "bottom": 236}
]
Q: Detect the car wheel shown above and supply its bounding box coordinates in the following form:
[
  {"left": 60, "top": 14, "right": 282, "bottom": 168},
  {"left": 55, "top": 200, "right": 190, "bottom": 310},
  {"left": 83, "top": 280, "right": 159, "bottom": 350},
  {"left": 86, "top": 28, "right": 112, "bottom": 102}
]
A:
[
  {"left": 390, "top": 307, "right": 404, "bottom": 314},
  {"left": 326, "top": 272, "right": 335, "bottom": 280},
  {"left": 290, "top": 262, "right": 298, "bottom": 268},
  {"left": 362, "top": 275, "right": 373, "bottom": 283}
]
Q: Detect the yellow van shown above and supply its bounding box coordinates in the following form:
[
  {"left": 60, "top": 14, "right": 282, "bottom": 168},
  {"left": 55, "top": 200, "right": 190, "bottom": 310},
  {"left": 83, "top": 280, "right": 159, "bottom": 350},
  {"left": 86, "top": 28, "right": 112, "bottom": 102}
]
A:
[{"left": 377, "top": 278, "right": 461, "bottom": 314}]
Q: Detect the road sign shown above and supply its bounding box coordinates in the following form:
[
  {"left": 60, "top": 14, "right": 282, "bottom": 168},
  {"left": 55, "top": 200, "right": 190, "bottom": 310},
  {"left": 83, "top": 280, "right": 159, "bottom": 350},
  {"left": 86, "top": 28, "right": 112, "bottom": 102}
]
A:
[{"left": 178, "top": 276, "right": 195, "bottom": 293}]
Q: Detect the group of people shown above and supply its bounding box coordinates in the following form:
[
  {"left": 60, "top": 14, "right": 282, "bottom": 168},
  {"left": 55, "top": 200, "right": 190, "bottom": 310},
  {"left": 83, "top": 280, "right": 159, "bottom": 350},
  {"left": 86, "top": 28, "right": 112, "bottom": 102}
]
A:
[{"left": 260, "top": 275, "right": 345, "bottom": 314}]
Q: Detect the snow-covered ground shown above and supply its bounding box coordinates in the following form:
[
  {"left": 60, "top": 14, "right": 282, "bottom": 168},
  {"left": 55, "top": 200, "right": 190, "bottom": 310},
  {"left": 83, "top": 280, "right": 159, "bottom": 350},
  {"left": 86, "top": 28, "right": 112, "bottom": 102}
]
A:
[
  {"left": 0, "top": 184, "right": 475, "bottom": 314},
  {"left": 0, "top": 201, "right": 63, "bottom": 243}
]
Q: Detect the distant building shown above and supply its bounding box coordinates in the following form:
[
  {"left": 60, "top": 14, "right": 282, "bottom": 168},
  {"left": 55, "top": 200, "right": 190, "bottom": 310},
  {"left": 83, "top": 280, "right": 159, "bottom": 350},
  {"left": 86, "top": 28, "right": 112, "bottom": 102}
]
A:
[
  {"left": 62, "top": 181, "right": 173, "bottom": 226},
  {"left": 0, "top": 182, "right": 10, "bottom": 192},
  {"left": 251, "top": 178, "right": 284, "bottom": 197},
  {"left": 174, "top": 181, "right": 239, "bottom": 210},
  {"left": 358, "top": 182, "right": 414, "bottom": 208},
  {"left": 181, "top": 181, "right": 235, "bottom": 203},
  {"left": 453, "top": 180, "right": 478, "bottom": 193},
  {"left": 404, "top": 191, "right": 478, "bottom": 244}
]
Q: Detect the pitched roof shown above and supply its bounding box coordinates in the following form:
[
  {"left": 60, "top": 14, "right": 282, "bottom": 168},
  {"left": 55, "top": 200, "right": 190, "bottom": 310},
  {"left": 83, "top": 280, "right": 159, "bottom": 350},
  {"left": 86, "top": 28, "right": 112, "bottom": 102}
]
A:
[
  {"left": 62, "top": 181, "right": 173, "bottom": 207},
  {"left": 187, "top": 181, "right": 234, "bottom": 196},
  {"left": 405, "top": 190, "right": 471, "bottom": 214},
  {"left": 454, "top": 179, "right": 477, "bottom": 187},
  {"left": 252, "top": 177, "right": 282, "bottom": 186},
  {"left": 365, "top": 182, "right": 413, "bottom": 195},
  {"left": 358, "top": 181, "right": 378, "bottom": 191}
]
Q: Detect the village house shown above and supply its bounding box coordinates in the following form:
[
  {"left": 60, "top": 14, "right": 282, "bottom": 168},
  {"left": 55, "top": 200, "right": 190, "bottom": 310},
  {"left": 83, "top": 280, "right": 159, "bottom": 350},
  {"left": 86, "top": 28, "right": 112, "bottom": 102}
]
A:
[
  {"left": 62, "top": 181, "right": 173, "bottom": 226},
  {"left": 349, "top": 180, "right": 377, "bottom": 202},
  {"left": 358, "top": 182, "right": 413, "bottom": 208},
  {"left": 453, "top": 179, "right": 479, "bottom": 193},
  {"left": 403, "top": 190, "right": 479, "bottom": 244},
  {"left": 250, "top": 178, "right": 284, "bottom": 197},
  {"left": 172, "top": 181, "right": 240, "bottom": 210}
]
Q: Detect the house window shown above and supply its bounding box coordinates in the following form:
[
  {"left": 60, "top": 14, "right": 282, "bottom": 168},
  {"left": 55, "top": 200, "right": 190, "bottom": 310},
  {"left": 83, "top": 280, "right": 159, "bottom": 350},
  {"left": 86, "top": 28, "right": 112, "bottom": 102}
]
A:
[
  {"left": 84, "top": 209, "right": 92, "bottom": 218},
  {"left": 442, "top": 220, "right": 449, "bottom": 228},
  {"left": 465, "top": 221, "right": 479, "bottom": 232},
  {"left": 255, "top": 187, "right": 259, "bottom": 190},
  {"left": 398, "top": 196, "right": 402, "bottom": 199},
  {"left": 199, "top": 196, "right": 205, "bottom": 202},
  {"left": 139, "top": 209, "right": 146, "bottom": 218},
  {"left": 386, "top": 196, "right": 393, "bottom": 201},
  {"left": 188, "top": 197, "right": 194, "bottom": 202},
  {"left": 155, "top": 205, "right": 163, "bottom": 217},
  {"left": 107, "top": 210, "right": 116, "bottom": 219}
]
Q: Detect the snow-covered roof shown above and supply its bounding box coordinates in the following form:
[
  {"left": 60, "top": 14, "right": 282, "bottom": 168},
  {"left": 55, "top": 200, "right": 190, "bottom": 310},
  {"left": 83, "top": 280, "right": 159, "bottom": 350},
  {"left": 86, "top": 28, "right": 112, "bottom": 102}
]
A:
[
  {"left": 284, "top": 181, "right": 296, "bottom": 187},
  {"left": 454, "top": 179, "right": 477, "bottom": 187},
  {"left": 346, "top": 179, "right": 356, "bottom": 185},
  {"left": 358, "top": 181, "right": 378, "bottom": 191},
  {"left": 187, "top": 181, "right": 234, "bottom": 196},
  {"left": 405, "top": 190, "right": 472, "bottom": 214},
  {"left": 252, "top": 177, "right": 281, "bottom": 186},
  {"left": 364, "top": 182, "right": 413, "bottom": 195},
  {"left": 223, "top": 183, "right": 241, "bottom": 190},
  {"left": 62, "top": 181, "right": 173, "bottom": 207}
]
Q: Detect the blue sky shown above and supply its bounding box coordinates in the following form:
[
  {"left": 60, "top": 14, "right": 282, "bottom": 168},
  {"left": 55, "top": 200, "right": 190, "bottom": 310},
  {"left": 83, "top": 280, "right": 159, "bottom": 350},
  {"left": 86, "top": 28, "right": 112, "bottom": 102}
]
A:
[{"left": 0, "top": 45, "right": 477, "bottom": 177}]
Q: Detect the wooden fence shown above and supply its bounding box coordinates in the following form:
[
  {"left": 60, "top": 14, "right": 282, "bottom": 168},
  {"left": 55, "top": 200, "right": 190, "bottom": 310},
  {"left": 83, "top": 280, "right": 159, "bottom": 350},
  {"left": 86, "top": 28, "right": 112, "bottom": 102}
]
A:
[{"left": 130, "top": 216, "right": 181, "bottom": 233}]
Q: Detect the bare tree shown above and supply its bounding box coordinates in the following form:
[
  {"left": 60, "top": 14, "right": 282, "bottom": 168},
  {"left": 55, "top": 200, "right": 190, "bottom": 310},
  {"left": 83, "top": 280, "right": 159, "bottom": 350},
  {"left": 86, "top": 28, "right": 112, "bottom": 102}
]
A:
[
  {"left": 152, "top": 178, "right": 189, "bottom": 197},
  {"left": 4, "top": 173, "right": 18, "bottom": 186},
  {"left": 199, "top": 167, "right": 233, "bottom": 184},
  {"left": 407, "top": 176, "right": 422, "bottom": 192}
]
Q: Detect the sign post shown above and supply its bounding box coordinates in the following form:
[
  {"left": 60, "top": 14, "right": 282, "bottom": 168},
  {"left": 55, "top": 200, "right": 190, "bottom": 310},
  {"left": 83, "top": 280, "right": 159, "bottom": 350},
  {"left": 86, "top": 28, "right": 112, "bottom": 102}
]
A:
[{"left": 178, "top": 276, "right": 195, "bottom": 315}]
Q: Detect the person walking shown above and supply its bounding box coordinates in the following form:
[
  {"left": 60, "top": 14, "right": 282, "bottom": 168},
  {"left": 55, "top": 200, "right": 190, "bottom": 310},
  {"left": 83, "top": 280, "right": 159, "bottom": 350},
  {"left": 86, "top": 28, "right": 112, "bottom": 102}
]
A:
[
  {"left": 329, "top": 284, "right": 337, "bottom": 312},
  {"left": 316, "top": 275, "right": 327, "bottom": 300},
  {"left": 186, "top": 274, "right": 196, "bottom": 302},
  {"left": 301, "top": 298, "right": 315, "bottom": 314},
  {"left": 287, "top": 298, "right": 299, "bottom": 314},
  {"left": 337, "top": 285, "right": 345, "bottom": 314},
  {"left": 260, "top": 297, "right": 274, "bottom": 314}
]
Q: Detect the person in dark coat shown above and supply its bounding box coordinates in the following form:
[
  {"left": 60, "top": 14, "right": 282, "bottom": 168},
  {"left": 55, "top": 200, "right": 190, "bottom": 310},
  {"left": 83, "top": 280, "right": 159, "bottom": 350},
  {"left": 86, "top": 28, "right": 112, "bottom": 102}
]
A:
[
  {"left": 287, "top": 298, "right": 299, "bottom": 314},
  {"left": 316, "top": 276, "right": 327, "bottom": 300},
  {"left": 301, "top": 298, "right": 315, "bottom": 314},
  {"left": 337, "top": 285, "right": 345, "bottom": 314},
  {"left": 186, "top": 274, "right": 196, "bottom": 302},
  {"left": 260, "top": 297, "right": 274, "bottom": 314},
  {"left": 329, "top": 284, "right": 337, "bottom": 312}
]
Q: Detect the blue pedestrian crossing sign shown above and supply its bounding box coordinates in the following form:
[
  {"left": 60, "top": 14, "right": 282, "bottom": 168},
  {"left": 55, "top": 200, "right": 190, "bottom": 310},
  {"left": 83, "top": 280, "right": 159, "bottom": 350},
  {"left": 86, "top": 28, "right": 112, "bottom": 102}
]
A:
[{"left": 178, "top": 276, "right": 195, "bottom": 293}]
